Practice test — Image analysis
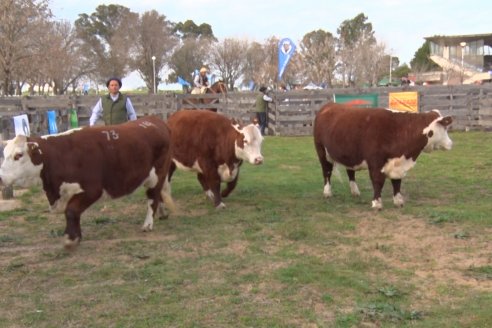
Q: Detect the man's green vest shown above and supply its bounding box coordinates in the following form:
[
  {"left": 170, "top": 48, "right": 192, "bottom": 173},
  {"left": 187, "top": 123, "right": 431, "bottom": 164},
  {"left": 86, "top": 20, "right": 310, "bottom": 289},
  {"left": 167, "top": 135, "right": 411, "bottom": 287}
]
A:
[
  {"left": 255, "top": 94, "right": 268, "bottom": 113},
  {"left": 101, "top": 93, "right": 128, "bottom": 125}
]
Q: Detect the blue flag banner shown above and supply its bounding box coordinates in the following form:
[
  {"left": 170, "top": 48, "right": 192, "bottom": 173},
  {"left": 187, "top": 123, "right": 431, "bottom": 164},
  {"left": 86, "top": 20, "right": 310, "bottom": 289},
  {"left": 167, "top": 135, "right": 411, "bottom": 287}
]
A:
[
  {"left": 177, "top": 76, "right": 191, "bottom": 87},
  {"left": 47, "top": 110, "right": 58, "bottom": 134},
  {"left": 278, "top": 38, "right": 296, "bottom": 80}
]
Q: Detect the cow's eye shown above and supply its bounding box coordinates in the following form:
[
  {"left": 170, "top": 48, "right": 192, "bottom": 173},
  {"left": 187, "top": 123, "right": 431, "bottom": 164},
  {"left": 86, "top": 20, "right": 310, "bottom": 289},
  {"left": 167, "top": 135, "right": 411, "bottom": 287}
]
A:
[
  {"left": 14, "top": 153, "right": 23, "bottom": 161},
  {"left": 243, "top": 139, "right": 249, "bottom": 144}
]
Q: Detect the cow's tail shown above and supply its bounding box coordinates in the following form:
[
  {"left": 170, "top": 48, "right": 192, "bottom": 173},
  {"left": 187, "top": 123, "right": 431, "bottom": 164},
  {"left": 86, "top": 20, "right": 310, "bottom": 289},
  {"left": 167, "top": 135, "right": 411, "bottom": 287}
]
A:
[
  {"left": 161, "top": 178, "right": 176, "bottom": 213},
  {"left": 333, "top": 163, "right": 343, "bottom": 183}
]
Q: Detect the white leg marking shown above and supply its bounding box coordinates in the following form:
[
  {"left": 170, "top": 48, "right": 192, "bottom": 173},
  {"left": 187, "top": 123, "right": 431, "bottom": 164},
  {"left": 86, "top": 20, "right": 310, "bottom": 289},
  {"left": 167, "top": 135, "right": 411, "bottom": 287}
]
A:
[
  {"left": 349, "top": 181, "right": 360, "bottom": 196},
  {"left": 141, "top": 200, "right": 154, "bottom": 232},
  {"left": 216, "top": 202, "right": 226, "bottom": 209},
  {"left": 393, "top": 193, "right": 405, "bottom": 207},
  {"left": 205, "top": 190, "right": 214, "bottom": 201},
  {"left": 371, "top": 198, "right": 383, "bottom": 210},
  {"left": 323, "top": 182, "right": 332, "bottom": 198},
  {"left": 63, "top": 235, "right": 80, "bottom": 249}
]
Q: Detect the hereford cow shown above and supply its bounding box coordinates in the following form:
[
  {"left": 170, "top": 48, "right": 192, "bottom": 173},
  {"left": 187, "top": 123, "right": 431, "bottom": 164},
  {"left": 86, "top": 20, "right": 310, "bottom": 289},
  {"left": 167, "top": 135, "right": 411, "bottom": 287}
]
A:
[
  {"left": 313, "top": 103, "right": 453, "bottom": 209},
  {"left": 167, "top": 110, "right": 263, "bottom": 208},
  {"left": 0, "top": 116, "right": 174, "bottom": 248}
]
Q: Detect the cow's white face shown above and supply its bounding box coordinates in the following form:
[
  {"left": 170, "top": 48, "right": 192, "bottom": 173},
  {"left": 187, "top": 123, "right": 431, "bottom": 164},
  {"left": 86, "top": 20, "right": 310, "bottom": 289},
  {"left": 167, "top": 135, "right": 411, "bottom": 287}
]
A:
[
  {"left": 235, "top": 124, "right": 264, "bottom": 165},
  {"left": 0, "top": 135, "right": 43, "bottom": 187},
  {"left": 423, "top": 114, "right": 453, "bottom": 153}
]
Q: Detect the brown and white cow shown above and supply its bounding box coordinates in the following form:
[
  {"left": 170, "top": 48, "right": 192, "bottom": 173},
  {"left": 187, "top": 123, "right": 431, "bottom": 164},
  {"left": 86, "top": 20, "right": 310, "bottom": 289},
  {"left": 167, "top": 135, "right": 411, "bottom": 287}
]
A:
[
  {"left": 313, "top": 103, "right": 453, "bottom": 209},
  {"left": 167, "top": 110, "right": 263, "bottom": 208},
  {"left": 0, "top": 116, "right": 174, "bottom": 247}
]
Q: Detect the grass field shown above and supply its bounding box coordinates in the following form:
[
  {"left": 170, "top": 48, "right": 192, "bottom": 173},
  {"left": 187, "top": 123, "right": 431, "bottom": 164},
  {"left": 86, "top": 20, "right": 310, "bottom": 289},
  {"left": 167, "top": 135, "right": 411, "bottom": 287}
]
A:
[{"left": 0, "top": 131, "right": 491, "bottom": 327}]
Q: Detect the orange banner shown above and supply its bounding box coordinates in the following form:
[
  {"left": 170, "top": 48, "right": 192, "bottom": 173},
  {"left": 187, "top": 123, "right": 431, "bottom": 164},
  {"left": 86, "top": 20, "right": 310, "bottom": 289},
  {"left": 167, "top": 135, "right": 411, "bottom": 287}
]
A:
[{"left": 388, "top": 91, "right": 419, "bottom": 112}]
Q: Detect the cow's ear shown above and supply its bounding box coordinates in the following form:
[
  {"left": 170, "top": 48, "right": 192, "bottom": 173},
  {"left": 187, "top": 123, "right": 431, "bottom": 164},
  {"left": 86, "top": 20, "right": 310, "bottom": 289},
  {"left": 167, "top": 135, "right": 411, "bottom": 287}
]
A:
[
  {"left": 439, "top": 116, "right": 453, "bottom": 127},
  {"left": 13, "top": 134, "right": 27, "bottom": 145},
  {"left": 230, "top": 118, "right": 243, "bottom": 129},
  {"left": 27, "top": 142, "right": 43, "bottom": 164}
]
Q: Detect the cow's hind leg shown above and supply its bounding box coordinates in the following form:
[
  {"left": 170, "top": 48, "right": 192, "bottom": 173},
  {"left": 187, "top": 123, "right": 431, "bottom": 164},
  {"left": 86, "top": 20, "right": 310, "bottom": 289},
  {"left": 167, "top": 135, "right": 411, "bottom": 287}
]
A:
[
  {"left": 391, "top": 179, "right": 404, "bottom": 207},
  {"left": 314, "top": 143, "right": 334, "bottom": 198},
  {"left": 346, "top": 169, "right": 360, "bottom": 196},
  {"left": 64, "top": 192, "right": 100, "bottom": 249},
  {"left": 368, "top": 168, "right": 386, "bottom": 210}
]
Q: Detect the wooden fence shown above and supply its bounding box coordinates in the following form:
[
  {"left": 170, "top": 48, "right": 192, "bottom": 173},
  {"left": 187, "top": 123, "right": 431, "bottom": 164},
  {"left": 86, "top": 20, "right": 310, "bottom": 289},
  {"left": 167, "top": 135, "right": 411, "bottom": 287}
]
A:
[{"left": 1, "top": 84, "right": 492, "bottom": 139}]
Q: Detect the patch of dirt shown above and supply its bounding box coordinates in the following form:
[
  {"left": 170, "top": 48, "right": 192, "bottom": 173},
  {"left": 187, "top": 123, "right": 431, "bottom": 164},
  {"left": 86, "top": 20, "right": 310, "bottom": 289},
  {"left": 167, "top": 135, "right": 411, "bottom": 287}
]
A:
[
  {"left": 297, "top": 211, "right": 492, "bottom": 310},
  {"left": 337, "top": 212, "right": 492, "bottom": 310},
  {"left": 0, "top": 199, "right": 21, "bottom": 212},
  {"left": 353, "top": 214, "right": 491, "bottom": 287}
]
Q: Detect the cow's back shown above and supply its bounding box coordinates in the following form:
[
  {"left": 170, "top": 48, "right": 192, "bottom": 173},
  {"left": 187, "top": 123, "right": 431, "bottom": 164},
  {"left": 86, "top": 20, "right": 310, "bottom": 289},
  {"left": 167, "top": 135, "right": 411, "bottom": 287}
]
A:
[
  {"left": 167, "top": 110, "right": 237, "bottom": 166},
  {"left": 39, "top": 116, "right": 171, "bottom": 198},
  {"left": 314, "top": 103, "right": 440, "bottom": 166}
]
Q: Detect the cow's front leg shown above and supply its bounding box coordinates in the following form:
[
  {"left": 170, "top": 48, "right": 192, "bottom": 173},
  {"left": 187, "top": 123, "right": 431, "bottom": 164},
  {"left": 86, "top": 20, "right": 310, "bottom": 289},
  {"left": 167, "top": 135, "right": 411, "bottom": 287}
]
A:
[
  {"left": 64, "top": 209, "right": 82, "bottom": 249},
  {"left": 202, "top": 172, "right": 225, "bottom": 209},
  {"left": 197, "top": 173, "right": 214, "bottom": 201},
  {"left": 64, "top": 192, "right": 99, "bottom": 249},
  {"left": 369, "top": 168, "right": 386, "bottom": 210},
  {"left": 221, "top": 172, "right": 239, "bottom": 198},
  {"left": 391, "top": 178, "right": 404, "bottom": 207},
  {"left": 346, "top": 169, "right": 360, "bottom": 196}
]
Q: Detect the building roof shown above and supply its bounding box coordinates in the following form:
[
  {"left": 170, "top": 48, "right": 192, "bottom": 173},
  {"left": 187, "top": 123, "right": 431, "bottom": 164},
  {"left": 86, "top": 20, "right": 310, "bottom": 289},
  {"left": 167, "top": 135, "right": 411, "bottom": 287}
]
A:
[{"left": 425, "top": 33, "right": 492, "bottom": 46}]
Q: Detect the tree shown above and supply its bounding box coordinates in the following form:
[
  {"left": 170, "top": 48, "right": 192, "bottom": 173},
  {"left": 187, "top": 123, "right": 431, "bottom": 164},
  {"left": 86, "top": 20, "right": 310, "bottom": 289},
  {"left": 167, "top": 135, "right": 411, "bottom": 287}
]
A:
[
  {"left": 0, "top": 0, "right": 51, "bottom": 95},
  {"left": 337, "top": 13, "right": 377, "bottom": 86},
  {"left": 173, "top": 20, "right": 216, "bottom": 41},
  {"left": 167, "top": 37, "right": 212, "bottom": 85},
  {"left": 209, "top": 38, "right": 248, "bottom": 90},
  {"left": 41, "top": 20, "right": 88, "bottom": 95},
  {"left": 130, "top": 10, "right": 177, "bottom": 93},
  {"left": 410, "top": 41, "right": 440, "bottom": 72},
  {"left": 74, "top": 4, "right": 138, "bottom": 85},
  {"left": 299, "top": 29, "right": 336, "bottom": 87}
]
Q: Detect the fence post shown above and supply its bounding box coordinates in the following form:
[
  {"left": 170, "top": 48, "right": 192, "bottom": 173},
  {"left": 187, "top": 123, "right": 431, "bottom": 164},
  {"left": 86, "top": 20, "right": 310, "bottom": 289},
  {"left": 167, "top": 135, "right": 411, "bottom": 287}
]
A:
[{"left": 1, "top": 118, "right": 14, "bottom": 200}]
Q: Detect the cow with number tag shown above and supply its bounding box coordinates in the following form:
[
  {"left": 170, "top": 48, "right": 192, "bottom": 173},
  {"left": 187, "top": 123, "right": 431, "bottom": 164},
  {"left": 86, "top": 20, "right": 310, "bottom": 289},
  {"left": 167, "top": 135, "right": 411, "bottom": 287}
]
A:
[{"left": 0, "top": 116, "right": 174, "bottom": 248}]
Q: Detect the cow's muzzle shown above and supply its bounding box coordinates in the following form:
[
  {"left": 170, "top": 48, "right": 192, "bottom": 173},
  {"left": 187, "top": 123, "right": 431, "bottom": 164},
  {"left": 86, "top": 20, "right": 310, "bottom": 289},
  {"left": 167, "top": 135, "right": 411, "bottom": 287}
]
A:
[{"left": 254, "top": 156, "right": 263, "bottom": 165}]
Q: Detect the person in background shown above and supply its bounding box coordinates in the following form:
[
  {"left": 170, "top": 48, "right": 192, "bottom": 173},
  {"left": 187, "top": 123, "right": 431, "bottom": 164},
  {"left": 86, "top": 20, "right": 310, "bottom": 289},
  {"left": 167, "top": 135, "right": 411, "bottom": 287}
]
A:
[
  {"left": 254, "top": 86, "right": 272, "bottom": 136},
  {"left": 89, "top": 77, "right": 137, "bottom": 126},
  {"left": 192, "top": 67, "right": 209, "bottom": 94}
]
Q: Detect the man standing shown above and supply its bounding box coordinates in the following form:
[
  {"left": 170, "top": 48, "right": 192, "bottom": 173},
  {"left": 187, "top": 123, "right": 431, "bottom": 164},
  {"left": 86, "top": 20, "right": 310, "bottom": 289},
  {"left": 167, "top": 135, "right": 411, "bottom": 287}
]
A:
[
  {"left": 254, "top": 86, "right": 272, "bottom": 136},
  {"left": 89, "top": 77, "right": 137, "bottom": 126},
  {"left": 192, "top": 67, "right": 209, "bottom": 94}
]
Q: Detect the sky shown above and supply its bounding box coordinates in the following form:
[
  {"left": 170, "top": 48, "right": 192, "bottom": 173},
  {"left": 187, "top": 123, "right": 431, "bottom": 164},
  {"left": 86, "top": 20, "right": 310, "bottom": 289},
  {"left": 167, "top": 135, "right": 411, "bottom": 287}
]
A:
[{"left": 49, "top": 0, "right": 492, "bottom": 89}]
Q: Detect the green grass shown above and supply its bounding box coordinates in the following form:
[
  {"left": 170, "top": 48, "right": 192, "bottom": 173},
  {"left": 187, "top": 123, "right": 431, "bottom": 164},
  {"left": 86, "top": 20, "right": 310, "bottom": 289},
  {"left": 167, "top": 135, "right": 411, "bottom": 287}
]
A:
[{"left": 0, "top": 131, "right": 491, "bottom": 327}]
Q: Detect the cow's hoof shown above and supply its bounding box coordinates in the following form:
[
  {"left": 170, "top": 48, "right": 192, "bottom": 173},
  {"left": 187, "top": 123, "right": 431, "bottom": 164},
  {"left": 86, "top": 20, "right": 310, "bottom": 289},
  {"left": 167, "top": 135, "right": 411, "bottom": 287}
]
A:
[
  {"left": 323, "top": 185, "right": 332, "bottom": 198},
  {"left": 371, "top": 199, "right": 383, "bottom": 210},
  {"left": 393, "top": 193, "right": 405, "bottom": 207},
  {"left": 216, "top": 202, "right": 226, "bottom": 209},
  {"left": 141, "top": 224, "right": 153, "bottom": 232},
  {"left": 63, "top": 235, "right": 80, "bottom": 250}
]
